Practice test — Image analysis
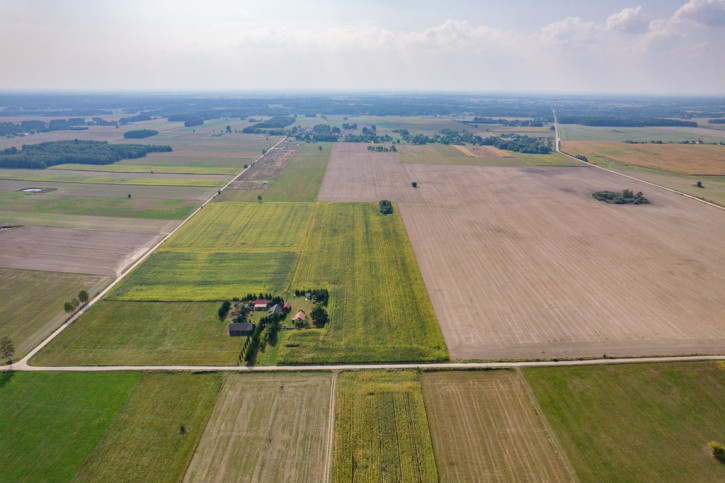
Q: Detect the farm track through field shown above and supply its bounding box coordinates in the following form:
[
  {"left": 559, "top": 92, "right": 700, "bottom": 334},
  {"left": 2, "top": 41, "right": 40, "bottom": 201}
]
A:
[{"left": 11, "top": 138, "right": 288, "bottom": 370}]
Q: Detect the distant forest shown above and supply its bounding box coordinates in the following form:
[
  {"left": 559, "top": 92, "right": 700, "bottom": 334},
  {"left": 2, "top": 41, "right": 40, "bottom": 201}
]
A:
[{"left": 0, "top": 140, "right": 172, "bottom": 169}]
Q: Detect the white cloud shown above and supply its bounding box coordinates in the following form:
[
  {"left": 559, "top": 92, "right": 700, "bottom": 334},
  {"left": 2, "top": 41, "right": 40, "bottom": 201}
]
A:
[
  {"left": 607, "top": 6, "right": 649, "bottom": 34},
  {"left": 674, "top": 0, "right": 725, "bottom": 26},
  {"left": 540, "top": 17, "right": 598, "bottom": 43}
]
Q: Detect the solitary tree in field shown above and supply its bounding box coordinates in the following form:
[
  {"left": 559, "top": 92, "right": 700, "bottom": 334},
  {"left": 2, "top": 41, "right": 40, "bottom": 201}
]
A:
[
  {"left": 226, "top": 125, "right": 232, "bottom": 134},
  {"left": 78, "top": 290, "right": 89, "bottom": 304},
  {"left": 128, "top": 193, "right": 131, "bottom": 199},
  {"left": 696, "top": 181, "right": 703, "bottom": 188},
  {"left": 318, "top": 145, "right": 323, "bottom": 151},
  {"left": 257, "top": 195, "right": 263, "bottom": 203},
  {"left": 64, "top": 301, "right": 75, "bottom": 313},
  {"left": 412, "top": 182, "right": 418, "bottom": 188},
  {"left": 1, "top": 336, "right": 14, "bottom": 363}
]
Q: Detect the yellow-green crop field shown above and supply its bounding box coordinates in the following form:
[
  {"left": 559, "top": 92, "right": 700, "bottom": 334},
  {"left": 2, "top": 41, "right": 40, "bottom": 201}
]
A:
[
  {"left": 333, "top": 371, "right": 438, "bottom": 483},
  {"left": 110, "top": 251, "right": 298, "bottom": 301},
  {"left": 165, "top": 202, "right": 314, "bottom": 251},
  {"left": 279, "top": 202, "right": 447, "bottom": 364},
  {"left": 0, "top": 171, "right": 225, "bottom": 187}
]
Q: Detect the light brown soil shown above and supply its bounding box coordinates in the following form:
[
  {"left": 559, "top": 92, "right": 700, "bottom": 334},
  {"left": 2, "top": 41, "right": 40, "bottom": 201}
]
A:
[
  {"left": 421, "top": 371, "right": 572, "bottom": 482},
  {"left": 562, "top": 140, "right": 725, "bottom": 175},
  {"left": 231, "top": 146, "right": 299, "bottom": 184},
  {"left": 0, "top": 225, "right": 161, "bottom": 276},
  {"left": 183, "top": 373, "right": 333, "bottom": 483},
  {"left": 463, "top": 144, "right": 506, "bottom": 158},
  {"left": 319, "top": 144, "right": 725, "bottom": 359}
]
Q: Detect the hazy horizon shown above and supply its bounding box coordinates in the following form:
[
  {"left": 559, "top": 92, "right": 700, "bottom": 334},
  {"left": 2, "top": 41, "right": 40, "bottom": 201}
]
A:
[{"left": 2, "top": 0, "right": 724, "bottom": 95}]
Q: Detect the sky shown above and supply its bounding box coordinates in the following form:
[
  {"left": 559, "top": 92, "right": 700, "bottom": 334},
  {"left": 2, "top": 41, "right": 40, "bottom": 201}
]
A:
[{"left": 1, "top": 0, "right": 724, "bottom": 95}]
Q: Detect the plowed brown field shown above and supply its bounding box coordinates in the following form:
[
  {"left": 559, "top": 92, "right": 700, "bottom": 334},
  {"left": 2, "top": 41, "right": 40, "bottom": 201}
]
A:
[
  {"left": 0, "top": 225, "right": 161, "bottom": 276},
  {"left": 421, "top": 371, "right": 572, "bottom": 482},
  {"left": 320, "top": 143, "right": 725, "bottom": 359}
]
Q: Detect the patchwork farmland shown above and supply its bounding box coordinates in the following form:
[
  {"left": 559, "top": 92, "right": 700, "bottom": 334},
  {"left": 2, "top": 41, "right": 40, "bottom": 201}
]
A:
[{"left": 320, "top": 143, "right": 725, "bottom": 359}]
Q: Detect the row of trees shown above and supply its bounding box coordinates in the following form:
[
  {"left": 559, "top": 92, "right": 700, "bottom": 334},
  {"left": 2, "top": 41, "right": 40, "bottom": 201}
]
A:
[
  {"left": 123, "top": 129, "right": 158, "bottom": 139},
  {"left": 592, "top": 189, "right": 649, "bottom": 205},
  {"left": 63, "top": 290, "right": 89, "bottom": 314},
  {"left": 470, "top": 117, "right": 545, "bottom": 127},
  {"left": 242, "top": 116, "right": 296, "bottom": 133},
  {"left": 0, "top": 140, "right": 172, "bottom": 169}
]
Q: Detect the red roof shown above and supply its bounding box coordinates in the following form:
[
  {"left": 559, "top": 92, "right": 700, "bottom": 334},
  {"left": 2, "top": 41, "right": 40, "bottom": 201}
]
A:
[
  {"left": 283, "top": 302, "right": 291, "bottom": 311},
  {"left": 254, "top": 299, "right": 268, "bottom": 306},
  {"left": 292, "top": 311, "right": 306, "bottom": 321}
]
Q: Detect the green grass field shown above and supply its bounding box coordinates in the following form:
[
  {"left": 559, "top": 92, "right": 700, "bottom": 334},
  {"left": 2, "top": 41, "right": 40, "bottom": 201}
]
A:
[
  {"left": 51, "top": 163, "right": 239, "bottom": 175},
  {"left": 0, "top": 268, "right": 108, "bottom": 359},
  {"left": 0, "top": 190, "right": 199, "bottom": 219},
  {"left": 0, "top": 371, "right": 140, "bottom": 482},
  {"left": 333, "top": 371, "right": 438, "bottom": 483},
  {"left": 217, "top": 142, "right": 333, "bottom": 202},
  {"left": 165, "top": 202, "right": 314, "bottom": 251},
  {"left": 0, "top": 171, "right": 225, "bottom": 187},
  {"left": 559, "top": 124, "right": 725, "bottom": 143},
  {"left": 278, "top": 203, "right": 447, "bottom": 364},
  {"left": 110, "top": 250, "right": 297, "bottom": 301},
  {"left": 73, "top": 372, "right": 222, "bottom": 482},
  {"left": 31, "top": 301, "right": 245, "bottom": 366},
  {"left": 524, "top": 362, "right": 725, "bottom": 482}
]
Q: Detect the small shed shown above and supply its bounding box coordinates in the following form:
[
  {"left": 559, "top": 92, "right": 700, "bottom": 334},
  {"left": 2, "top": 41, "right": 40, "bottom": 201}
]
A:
[
  {"left": 305, "top": 292, "right": 312, "bottom": 301},
  {"left": 268, "top": 304, "right": 283, "bottom": 316},
  {"left": 254, "top": 299, "right": 268, "bottom": 311},
  {"left": 292, "top": 311, "right": 306, "bottom": 322},
  {"left": 283, "top": 302, "right": 291, "bottom": 312},
  {"left": 228, "top": 322, "right": 255, "bottom": 336}
]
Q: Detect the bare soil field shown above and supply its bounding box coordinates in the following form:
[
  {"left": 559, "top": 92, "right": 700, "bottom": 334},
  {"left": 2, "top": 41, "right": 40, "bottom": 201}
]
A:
[
  {"left": 421, "top": 371, "right": 571, "bottom": 482},
  {"left": 318, "top": 143, "right": 420, "bottom": 202},
  {"left": 184, "top": 373, "right": 333, "bottom": 483},
  {"left": 0, "top": 225, "right": 161, "bottom": 276},
  {"left": 321, "top": 147, "right": 725, "bottom": 359},
  {"left": 562, "top": 140, "right": 725, "bottom": 175},
  {"left": 459, "top": 144, "right": 507, "bottom": 158}
]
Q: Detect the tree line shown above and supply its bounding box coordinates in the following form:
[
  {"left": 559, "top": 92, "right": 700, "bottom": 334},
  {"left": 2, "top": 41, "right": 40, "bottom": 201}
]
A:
[{"left": 0, "top": 140, "right": 172, "bottom": 169}]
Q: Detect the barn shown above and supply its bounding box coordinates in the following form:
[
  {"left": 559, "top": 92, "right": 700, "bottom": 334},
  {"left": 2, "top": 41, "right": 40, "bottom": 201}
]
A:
[
  {"left": 228, "top": 322, "right": 255, "bottom": 337},
  {"left": 254, "top": 299, "right": 268, "bottom": 311}
]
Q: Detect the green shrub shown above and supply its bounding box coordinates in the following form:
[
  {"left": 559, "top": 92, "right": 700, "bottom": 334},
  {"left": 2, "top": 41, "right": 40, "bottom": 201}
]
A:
[{"left": 709, "top": 441, "right": 725, "bottom": 463}]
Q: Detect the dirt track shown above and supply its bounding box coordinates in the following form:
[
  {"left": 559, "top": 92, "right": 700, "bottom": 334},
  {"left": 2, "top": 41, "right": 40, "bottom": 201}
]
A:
[{"left": 319, "top": 143, "right": 725, "bottom": 360}]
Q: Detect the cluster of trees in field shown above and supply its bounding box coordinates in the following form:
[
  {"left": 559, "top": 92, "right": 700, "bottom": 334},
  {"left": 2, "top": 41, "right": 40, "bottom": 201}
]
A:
[
  {"left": 557, "top": 115, "right": 697, "bottom": 128},
  {"left": 0, "top": 114, "right": 158, "bottom": 138},
  {"left": 379, "top": 200, "right": 394, "bottom": 215},
  {"left": 123, "top": 129, "right": 158, "bottom": 139},
  {"left": 119, "top": 113, "right": 151, "bottom": 124},
  {"left": 367, "top": 144, "right": 396, "bottom": 152},
  {"left": 294, "top": 288, "right": 329, "bottom": 306},
  {"left": 708, "top": 119, "right": 725, "bottom": 124},
  {"left": 63, "top": 290, "right": 89, "bottom": 314},
  {"left": 341, "top": 122, "right": 358, "bottom": 129},
  {"left": 344, "top": 125, "right": 393, "bottom": 143},
  {"left": 242, "top": 116, "right": 296, "bottom": 133},
  {"left": 481, "top": 134, "right": 552, "bottom": 154},
  {"left": 0, "top": 140, "right": 172, "bottom": 169},
  {"left": 468, "top": 117, "right": 545, "bottom": 127},
  {"left": 243, "top": 312, "right": 284, "bottom": 363},
  {"left": 592, "top": 189, "right": 649, "bottom": 205}
]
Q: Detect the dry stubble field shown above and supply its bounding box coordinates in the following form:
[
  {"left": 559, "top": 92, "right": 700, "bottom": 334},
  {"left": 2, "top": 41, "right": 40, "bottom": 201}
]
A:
[
  {"left": 420, "top": 371, "right": 572, "bottom": 482},
  {"left": 0, "top": 225, "right": 161, "bottom": 276},
  {"left": 319, "top": 143, "right": 725, "bottom": 359},
  {"left": 184, "top": 373, "right": 333, "bottom": 483}
]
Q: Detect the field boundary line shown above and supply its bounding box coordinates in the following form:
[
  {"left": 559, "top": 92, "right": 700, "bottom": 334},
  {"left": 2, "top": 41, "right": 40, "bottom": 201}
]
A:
[
  {"left": 13, "top": 137, "right": 287, "bottom": 370},
  {"left": 516, "top": 368, "right": 579, "bottom": 482},
  {"left": 553, "top": 110, "right": 725, "bottom": 212},
  {"left": 322, "top": 371, "right": 338, "bottom": 483}
]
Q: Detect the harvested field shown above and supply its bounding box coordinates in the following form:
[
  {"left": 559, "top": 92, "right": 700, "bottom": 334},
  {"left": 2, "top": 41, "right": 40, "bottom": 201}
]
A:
[
  {"left": 74, "top": 373, "right": 222, "bottom": 482},
  {"left": 0, "top": 268, "right": 108, "bottom": 358},
  {"left": 0, "top": 225, "right": 161, "bottom": 276},
  {"left": 562, "top": 140, "right": 725, "bottom": 175},
  {"left": 524, "top": 362, "right": 725, "bottom": 482},
  {"left": 32, "top": 301, "right": 244, "bottom": 366},
  {"left": 166, "top": 202, "right": 314, "bottom": 251},
  {"left": 320, "top": 149, "right": 725, "bottom": 359},
  {"left": 184, "top": 373, "right": 333, "bottom": 483},
  {"left": 231, "top": 145, "right": 299, "bottom": 183},
  {"left": 278, "top": 203, "right": 446, "bottom": 364},
  {"left": 0, "top": 371, "right": 140, "bottom": 482},
  {"left": 333, "top": 371, "right": 438, "bottom": 483},
  {"left": 0, "top": 169, "right": 225, "bottom": 187},
  {"left": 110, "top": 250, "right": 297, "bottom": 301},
  {"left": 318, "top": 143, "right": 418, "bottom": 202},
  {"left": 0, "top": 210, "right": 177, "bottom": 233},
  {"left": 459, "top": 144, "right": 505, "bottom": 158},
  {"left": 420, "top": 371, "right": 571, "bottom": 482}
]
